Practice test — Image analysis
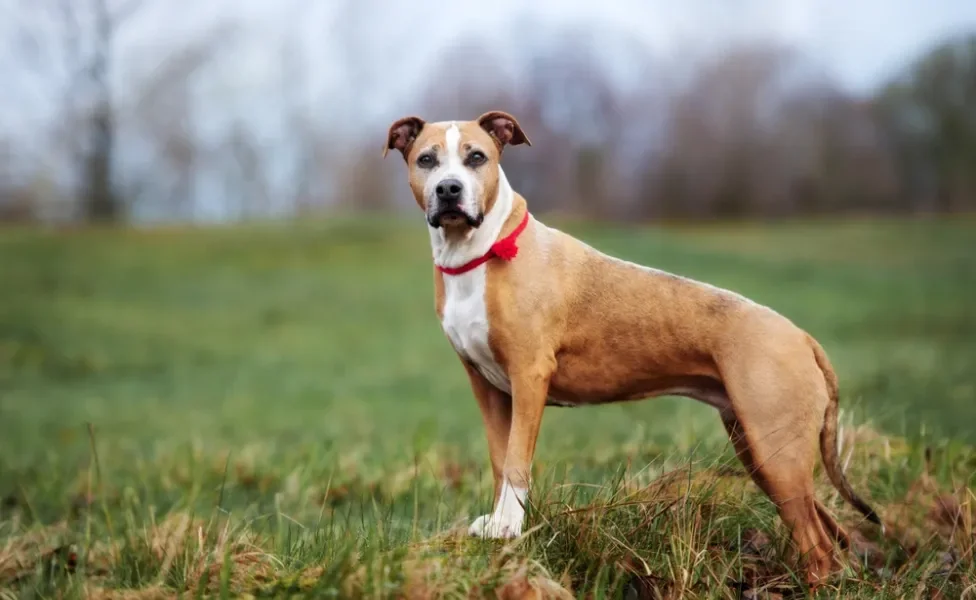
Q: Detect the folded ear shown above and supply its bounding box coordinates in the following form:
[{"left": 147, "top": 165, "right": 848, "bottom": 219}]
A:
[
  {"left": 383, "top": 116, "right": 426, "bottom": 159},
  {"left": 477, "top": 110, "right": 531, "bottom": 150}
]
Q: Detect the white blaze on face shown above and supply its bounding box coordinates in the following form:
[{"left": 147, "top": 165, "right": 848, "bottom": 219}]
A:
[
  {"left": 445, "top": 122, "right": 461, "bottom": 159},
  {"left": 424, "top": 123, "right": 481, "bottom": 223},
  {"left": 429, "top": 162, "right": 514, "bottom": 269}
]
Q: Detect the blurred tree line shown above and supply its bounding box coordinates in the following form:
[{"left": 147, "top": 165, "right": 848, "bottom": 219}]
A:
[{"left": 1, "top": 3, "right": 974, "bottom": 224}]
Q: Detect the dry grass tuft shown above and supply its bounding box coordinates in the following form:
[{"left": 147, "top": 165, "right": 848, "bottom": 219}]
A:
[
  {"left": 0, "top": 512, "right": 280, "bottom": 597},
  {"left": 144, "top": 512, "right": 277, "bottom": 595},
  {"left": 493, "top": 564, "right": 575, "bottom": 600},
  {"left": 395, "top": 554, "right": 575, "bottom": 600},
  {"left": 0, "top": 519, "right": 72, "bottom": 586},
  {"left": 82, "top": 584, "right": 175, "bottom": 600},
  {"left": 883, "top": 466, "right": 975, "bottom": 560}
]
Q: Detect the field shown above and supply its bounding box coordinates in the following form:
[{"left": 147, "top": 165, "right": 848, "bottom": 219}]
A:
[{"left": 1, "top": 216, "right": 975, "bottom": 598}]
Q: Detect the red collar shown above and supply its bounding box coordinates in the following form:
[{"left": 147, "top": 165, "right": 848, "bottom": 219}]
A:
[{"left": 436, "top": 211, "right": 531, "bottom": 276}]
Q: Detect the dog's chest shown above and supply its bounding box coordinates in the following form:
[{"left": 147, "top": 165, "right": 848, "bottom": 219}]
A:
[{"left": 440, "top": 269, "right": 511, "bottom": 393}]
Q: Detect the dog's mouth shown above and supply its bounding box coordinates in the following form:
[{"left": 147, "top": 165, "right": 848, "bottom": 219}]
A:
[{"left": 429, "top": 208, "right": 483, "bottom": 229}]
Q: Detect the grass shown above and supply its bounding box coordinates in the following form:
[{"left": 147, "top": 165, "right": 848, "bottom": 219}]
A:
[{"left": 0, "top": 214, "right": 974, "bottom": 598}]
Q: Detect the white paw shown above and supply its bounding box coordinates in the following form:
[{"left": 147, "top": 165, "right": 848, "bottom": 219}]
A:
[{"left": 468, "top": 512, "right": 522, "bottom": 539}]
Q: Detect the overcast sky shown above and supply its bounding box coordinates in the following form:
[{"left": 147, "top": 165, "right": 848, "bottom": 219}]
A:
[
  {"left": 1, "top": 0, "right": 973, "bottom": 221},
  {"left": 325, "top": 0, "right": 976, "bottom": 94},
  {"left": 2, "top": 0, "right": 975, "bottom": 160}
]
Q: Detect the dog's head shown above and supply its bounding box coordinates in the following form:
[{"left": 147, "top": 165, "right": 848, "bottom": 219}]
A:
[{"left": 383, "top": 111, "right": 530, "bottom": 230}]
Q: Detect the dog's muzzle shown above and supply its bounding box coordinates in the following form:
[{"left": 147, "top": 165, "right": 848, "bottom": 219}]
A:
[
  {"left": 427, "top": 207, "right": 484, "bottom": 229},
  {"left": 428, "top": 178, "right": 483, "bottom": 228}
]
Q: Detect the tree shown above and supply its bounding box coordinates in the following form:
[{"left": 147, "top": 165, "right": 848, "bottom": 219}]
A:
[
  {"left": 875, "top": 33, "right": 976, "bottom": 212},
  {"left": 14, "top": 0, "right": 154, "bottom": 223},
  {"left": 124, "top": 20, "right": 236, "bottom": 220},
  {"left": 72, "top": 0, "right": 151, "bottom": 221}
]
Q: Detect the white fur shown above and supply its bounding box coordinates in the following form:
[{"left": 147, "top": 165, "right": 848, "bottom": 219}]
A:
[
  {"left": 468, "top": 479, "right": 527, "bottom": 538},
  {"left": 424, "top": 122, "right": 482, "bottom": 227},
  {"left": 433, "top": 163, "right": 515, "bottom": 395}
]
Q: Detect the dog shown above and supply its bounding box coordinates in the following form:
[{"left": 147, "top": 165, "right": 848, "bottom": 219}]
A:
[{"left": 382, "top": 110, "right": 881, "bottom": 585}]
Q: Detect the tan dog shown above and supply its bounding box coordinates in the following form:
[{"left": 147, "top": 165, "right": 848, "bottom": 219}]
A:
[{"left": 382, "top": 110, "right": 881, "bottom": 584}]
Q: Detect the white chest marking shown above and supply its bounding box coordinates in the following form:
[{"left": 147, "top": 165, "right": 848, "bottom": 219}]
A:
[
  {"left": 431, "top": 178, "right": 570, "bottom": 404},
  {"left": 440, "top": 266, "right": 511, "bottom": 393},
  {"left": 430, "top": 139, "right": 516, "bottom": 394}
]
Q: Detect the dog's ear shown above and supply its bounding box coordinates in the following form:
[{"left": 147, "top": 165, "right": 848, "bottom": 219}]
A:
[
  {"left": 477, "top": 110, "right": 531, "bottom": 150},
  {"left": 383, "top": 116, "right": 426, "bottom": 159}
]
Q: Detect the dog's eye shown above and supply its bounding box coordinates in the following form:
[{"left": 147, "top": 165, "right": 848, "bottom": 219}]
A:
[
  {"left": 417, "top": 154, "right": 436, "bottom": 168},
  {"left": 466, "top": 151, "right": 487, "bottom": 167}
]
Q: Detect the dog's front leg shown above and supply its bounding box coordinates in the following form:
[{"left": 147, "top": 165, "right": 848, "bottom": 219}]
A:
[
  {"left": 469, "top": 361, "right": 552, "bottom": 539},
  {"left": 461, "top": 360, "right": 512, "bottom": 507}
]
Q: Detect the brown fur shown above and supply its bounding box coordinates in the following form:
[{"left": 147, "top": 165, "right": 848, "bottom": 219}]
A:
[
  {"left": 385, "top": 112, "right": 881, "bottom": 587},
  {"left": 387, "top": 115, "right": 527, "bottom": 220}
]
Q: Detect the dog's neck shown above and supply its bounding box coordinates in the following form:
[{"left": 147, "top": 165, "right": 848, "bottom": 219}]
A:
[{"left": 429, "top": 166, "right": 515, "bottom": 270}]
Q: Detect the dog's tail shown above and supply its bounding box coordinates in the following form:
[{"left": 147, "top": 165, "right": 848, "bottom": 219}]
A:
[{"left": 809, "top": 334, "right": 883, "bottom": 528}]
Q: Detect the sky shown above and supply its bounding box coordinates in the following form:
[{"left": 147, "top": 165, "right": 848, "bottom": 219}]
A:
[
  {"left": 4, "top": 0, "right": 976, "bottom": 127},
  {"left": 1, "top": 0, "right": 974, "bottom": 218},
  {"left": 249, "top": 0, "right": 976, "bottom": 132},
  {"left": 351, "top": 0, "right": 976, "bottom": 95}
]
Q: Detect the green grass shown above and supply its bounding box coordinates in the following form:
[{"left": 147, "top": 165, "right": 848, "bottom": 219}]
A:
[{"left": 1, "top": 215, "right": 974, "bottom": 598}]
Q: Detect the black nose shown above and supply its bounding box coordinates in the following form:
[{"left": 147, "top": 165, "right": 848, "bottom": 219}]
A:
[{"left": 435, "top": 178, "right": 463, "bottom": 203}]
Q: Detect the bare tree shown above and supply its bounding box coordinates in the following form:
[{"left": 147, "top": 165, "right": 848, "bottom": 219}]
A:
[
  {"left": 20, "top": 0, "right": 154, "bottom": 223},
  {"left": 123, "top": 20, "right": 236, "bottom": 220},
  {"left": 217, "top": 123, "right": 271, "bottom": 219},
  {"left": 876, "top": 33, "right": 976, "bottom": 212},
  {"left": 279, "top": 27, "right": 325, "bottom": 214}
]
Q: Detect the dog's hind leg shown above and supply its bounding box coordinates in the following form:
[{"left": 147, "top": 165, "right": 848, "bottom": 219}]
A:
[
  {"left": 718, "top": 346, "right": 842, "bottom": 586},
  {"left": 815, "top": 500, "right": 851, "bottom": 548},
  {"left": 721, "top": 412, "right": 839, "bottom": 585}
]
